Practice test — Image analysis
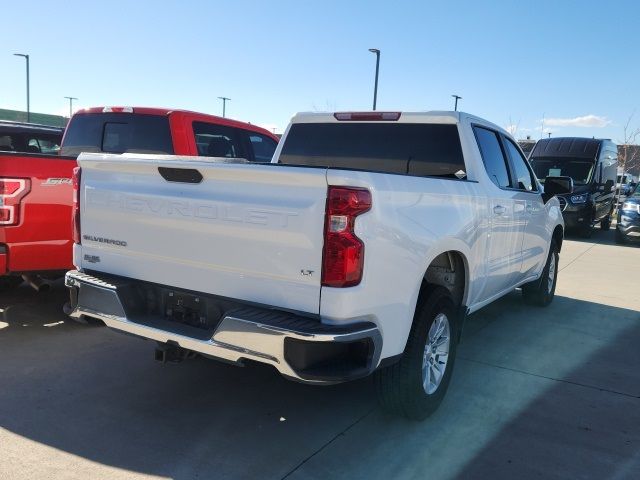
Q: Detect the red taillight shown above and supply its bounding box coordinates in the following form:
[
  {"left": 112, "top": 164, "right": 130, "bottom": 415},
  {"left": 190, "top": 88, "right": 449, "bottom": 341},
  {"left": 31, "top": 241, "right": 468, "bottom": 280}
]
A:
[
  {"left": 322, "top": 186, "right": 372, "bottom": 288},
  {"left": 72, "top": 167, "right": 81, "bottom": 244},
  {"left": 0, "top": 178, "right": 30, "bottom": 226},
  {"left": 334, "top": 112, "right": 401, "bottom": 121}
]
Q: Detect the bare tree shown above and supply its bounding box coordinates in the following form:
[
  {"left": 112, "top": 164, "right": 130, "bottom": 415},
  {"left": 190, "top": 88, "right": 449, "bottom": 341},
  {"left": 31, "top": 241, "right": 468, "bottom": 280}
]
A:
[
  {"left": 615, "top": 113, "right": 640, "bottom": 207},
  {"left": 507, "top": 115, "right": 521, "bottom": 138}
]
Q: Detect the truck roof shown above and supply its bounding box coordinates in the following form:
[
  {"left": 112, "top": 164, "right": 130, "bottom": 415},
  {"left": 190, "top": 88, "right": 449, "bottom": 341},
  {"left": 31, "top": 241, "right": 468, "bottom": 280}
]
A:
[
  {"left": 75, "top": 106, "right": 276, "bottom": 138},
  {"left": 531, "top": 137, "right": 615, "bottom": 159},
  {"left": 289, "top": 110, "right": 506, "bottom": 133},
  {"left": 0, "top": 120, "right": 64, "bottom": 134}
]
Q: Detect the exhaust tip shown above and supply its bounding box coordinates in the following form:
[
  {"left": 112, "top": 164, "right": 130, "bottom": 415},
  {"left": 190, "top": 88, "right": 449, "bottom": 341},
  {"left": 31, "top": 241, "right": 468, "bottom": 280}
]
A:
[{"left": 21, "top": 274, "right": 51, "bottom": 293}]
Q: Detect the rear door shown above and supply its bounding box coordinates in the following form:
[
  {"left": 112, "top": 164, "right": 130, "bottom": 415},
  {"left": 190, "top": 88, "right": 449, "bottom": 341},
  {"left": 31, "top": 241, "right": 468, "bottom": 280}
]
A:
[
  {"left": 77, "top": 154, "right": 328, "bottom": 314},
  {"left": 473, "top": 126, "right": 523, "bottom": 298}
]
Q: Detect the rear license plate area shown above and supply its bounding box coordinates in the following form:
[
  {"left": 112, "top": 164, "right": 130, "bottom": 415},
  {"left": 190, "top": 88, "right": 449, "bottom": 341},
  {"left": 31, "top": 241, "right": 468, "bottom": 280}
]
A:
[{"left": 164, "top": 291, "right": 209, "bottom": 329}]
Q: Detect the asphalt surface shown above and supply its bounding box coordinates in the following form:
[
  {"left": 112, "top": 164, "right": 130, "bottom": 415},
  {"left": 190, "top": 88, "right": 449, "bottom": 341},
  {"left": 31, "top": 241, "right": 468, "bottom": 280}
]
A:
[{"left": 1, "top": 229, "right": 638, "bottom": 480}]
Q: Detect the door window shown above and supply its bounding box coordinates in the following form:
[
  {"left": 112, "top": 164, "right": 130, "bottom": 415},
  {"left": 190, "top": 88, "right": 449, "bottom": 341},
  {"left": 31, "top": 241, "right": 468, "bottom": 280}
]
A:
[
  {"left": 248, "top": 133, "right": 277, "bottom": 162},
  {"left": 193, "top": 122, "right": 244, "bottom": 158},
  {"left": 473, "top": 127, "right": 510, "bottom": 188},
  {"left": 503, "top": 138, "right": 537, "bottom": 191}
]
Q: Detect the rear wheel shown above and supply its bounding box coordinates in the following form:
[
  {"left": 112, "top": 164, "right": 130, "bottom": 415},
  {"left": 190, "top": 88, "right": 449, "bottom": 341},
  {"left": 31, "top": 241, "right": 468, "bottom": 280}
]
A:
[
  {"left": 522, "top": 240, "right": 558, "bottom": 307},
  {"left": 615, "top": 228, "right": 627, "bottom": 244},
  {"left": 580, "top": 223, "right": 593, "bottom": 238},
  {"left": 600, "top": 214, "right": 611, "bottom": 231},
  {"left": 374, "top": 286, "right": 458, "bottom": 420},
  {"left": 0, "top": 275, "right": 23, "bottom": 292}
]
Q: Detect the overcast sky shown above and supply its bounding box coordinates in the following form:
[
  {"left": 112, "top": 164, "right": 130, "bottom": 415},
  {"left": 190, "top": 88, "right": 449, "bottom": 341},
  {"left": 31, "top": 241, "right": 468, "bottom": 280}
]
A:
[{"left": 1, "top": 0, "right": 639, "bottom": 140}]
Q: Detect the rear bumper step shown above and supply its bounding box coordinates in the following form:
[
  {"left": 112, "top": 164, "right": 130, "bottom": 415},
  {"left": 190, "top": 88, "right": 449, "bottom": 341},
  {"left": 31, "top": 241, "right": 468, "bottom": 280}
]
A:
[{"left": 65, "top": 270, "right": 382, "bottom": 384}]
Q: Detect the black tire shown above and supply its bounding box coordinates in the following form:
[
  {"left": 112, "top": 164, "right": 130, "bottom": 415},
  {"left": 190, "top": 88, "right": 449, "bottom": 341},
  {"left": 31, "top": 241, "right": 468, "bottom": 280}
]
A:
[
  {"left": 0, "top": 275, "right": 23, "bottom": 292},
  {"left": 374, "top": 286, "right": 458, "bottom": 420},
  {"left": 615, "top": 228, "right": 627, "bottom": 244},
  {"left": 580, "top": 223, "right": 593, "bottom": 238},
  {"left": 522, "top": 240, "right": 558, "bottom": 307},
  {"left": 600, "top": 215, "right": 611, "bottom": 231}
]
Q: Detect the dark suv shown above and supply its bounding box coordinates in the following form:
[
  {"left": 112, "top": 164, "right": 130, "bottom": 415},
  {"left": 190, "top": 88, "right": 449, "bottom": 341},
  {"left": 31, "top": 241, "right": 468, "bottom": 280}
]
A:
[
  {"left": 529, "top": 137, "right": 618, "bottom": 237},
  {"left": 617, "top": 184, "right": 640, "bottom": 244}
]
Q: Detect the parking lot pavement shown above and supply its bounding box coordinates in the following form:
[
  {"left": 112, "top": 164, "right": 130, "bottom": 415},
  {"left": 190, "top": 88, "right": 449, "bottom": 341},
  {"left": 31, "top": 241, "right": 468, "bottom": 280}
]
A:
[{"left": 1, "top": 230, "right": 638, "bottom": 480}]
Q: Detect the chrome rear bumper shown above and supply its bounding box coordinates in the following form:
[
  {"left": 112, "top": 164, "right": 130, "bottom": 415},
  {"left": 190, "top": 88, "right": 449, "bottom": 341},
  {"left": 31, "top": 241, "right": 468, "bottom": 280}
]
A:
[{"left": 65, "top": 270, "right": 382, "bottom": 384}]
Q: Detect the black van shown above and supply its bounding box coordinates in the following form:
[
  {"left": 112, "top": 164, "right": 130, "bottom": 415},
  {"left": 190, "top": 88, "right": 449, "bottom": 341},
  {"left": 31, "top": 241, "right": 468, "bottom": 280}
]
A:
[{"left": 529, "top": 137, "right": 618, "bottom": 236}]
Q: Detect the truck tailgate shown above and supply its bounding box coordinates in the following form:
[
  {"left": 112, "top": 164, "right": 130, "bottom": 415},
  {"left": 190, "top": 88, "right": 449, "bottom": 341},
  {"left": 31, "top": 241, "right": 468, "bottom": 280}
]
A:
[{"left": 77, "top": 153, "right": 328, "bottom": 314}]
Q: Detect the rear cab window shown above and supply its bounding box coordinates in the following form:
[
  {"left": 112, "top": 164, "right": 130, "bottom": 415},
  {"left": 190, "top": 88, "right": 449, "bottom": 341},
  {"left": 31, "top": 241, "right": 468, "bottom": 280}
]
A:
[
  {"left": 278, "top": 123, "right": 466, "bottom": 179},
  {"left": 61, "top": 113, "right": 174, "bottom": 156}
]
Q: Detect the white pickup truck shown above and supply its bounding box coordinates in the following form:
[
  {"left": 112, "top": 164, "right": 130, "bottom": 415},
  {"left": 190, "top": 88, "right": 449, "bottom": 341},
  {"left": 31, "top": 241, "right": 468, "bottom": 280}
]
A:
[{"left": 65, "top": 111, "right": 571, "bottom": 419}]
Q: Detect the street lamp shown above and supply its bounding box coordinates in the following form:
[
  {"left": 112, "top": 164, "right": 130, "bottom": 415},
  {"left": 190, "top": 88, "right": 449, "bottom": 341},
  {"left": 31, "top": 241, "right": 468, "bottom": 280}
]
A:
[
  {"left": 368, "top": 49, "right": 380, "bottom": 110},
  {"left": 64, "top": 96, "right": 78, "bottom": 119},
  {"left": 14, "top": 53, "right": 30, "bottom": 122},
  {"left": 548, "top": 132, "right": 552, "bottom": 138},
  {"left": 452, "top": 94, "right": 462, "bottom": 112},
  {"left": 218, "top": 97, "right": 230, "bottom": 118}
]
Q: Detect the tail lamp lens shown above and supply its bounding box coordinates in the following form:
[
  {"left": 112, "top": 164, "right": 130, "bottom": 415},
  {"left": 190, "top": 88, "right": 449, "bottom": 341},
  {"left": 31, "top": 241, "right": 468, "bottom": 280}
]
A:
[
  {"left": 72, "top": 167, "right": 81, "bottom": 244},
  {"left": 322, "top": 187, "right": 372, "bottom": 288},
  {"left": 0, "top": 178, "right": 30, "bottom": 226}
]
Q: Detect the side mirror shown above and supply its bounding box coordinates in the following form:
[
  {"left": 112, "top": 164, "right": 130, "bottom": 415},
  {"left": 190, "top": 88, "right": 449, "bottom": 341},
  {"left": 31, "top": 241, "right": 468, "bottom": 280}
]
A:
[{"left": 542, "top": 176, "right": 573, "bottom": 203}]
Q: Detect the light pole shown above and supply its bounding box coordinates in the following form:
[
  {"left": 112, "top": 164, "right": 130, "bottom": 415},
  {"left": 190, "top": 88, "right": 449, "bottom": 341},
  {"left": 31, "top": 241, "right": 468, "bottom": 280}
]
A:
[
  {"left": 452, "top": 94, "right": 462, "bottom": 112},
  {"left": 14, "top": 53, "right": 30, "bottom": 122},
  {"left": 548, "top": 132, "right": 552, "bottom": 138},
  {"left": 218, "top": 97, "right": 230, "bottom": 117},
  {"left": 368, "top": 49, "right": 380, "bottom": 110},
  {"left": 64, "top": 96, "right": 78, "bottom": 119}
]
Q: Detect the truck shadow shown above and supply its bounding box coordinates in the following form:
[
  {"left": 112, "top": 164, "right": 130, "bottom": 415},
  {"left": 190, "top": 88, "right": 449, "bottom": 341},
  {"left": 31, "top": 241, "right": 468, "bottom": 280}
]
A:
[
  {"left": 273, "top": 293, "right": 640, "bottom": 480},
  {"left": 0, "top": 287, "right": 638, "bottom": 479},
  {"left": 0, "top": 279, "right": 95, "bottom": 335}
]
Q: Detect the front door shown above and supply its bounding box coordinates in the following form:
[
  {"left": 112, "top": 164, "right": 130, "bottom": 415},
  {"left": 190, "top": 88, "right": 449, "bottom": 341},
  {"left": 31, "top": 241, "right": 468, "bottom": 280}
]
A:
[{"left": 501, "top": 136, "right": 548, "bottom": 279}]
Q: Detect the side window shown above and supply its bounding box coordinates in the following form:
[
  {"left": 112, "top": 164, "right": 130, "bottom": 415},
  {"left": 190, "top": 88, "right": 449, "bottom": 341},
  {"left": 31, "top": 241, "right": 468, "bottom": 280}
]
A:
[
  {"left": 503, "top": 138, "right": 537, "bottom": 191},
  {"left": 27, "top": 138, "right": 42, "bottom": 153},
  {"left": 193, "top": 122, "right": 243, "bottom": 158},
  {"left": 473, "top": 126, "right": 511, "bottom": 188},
  {"left": 248, "top": 133, "right": 277, "bottom": 162},
  {"left": 0, "top": 135, "right": 16, "bottom": 151},
  {"left": 37, "top": 138, "right": 61, "bottom": 154}
]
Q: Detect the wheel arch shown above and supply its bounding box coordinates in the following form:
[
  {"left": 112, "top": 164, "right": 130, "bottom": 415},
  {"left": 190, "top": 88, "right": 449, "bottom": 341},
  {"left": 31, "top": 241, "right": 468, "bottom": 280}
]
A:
[
  {"left": 552, "top": 224, "right": 564, "bottom": 252},
  {"left": 419, "top": 249, "right": 469, "bottom": 308}
]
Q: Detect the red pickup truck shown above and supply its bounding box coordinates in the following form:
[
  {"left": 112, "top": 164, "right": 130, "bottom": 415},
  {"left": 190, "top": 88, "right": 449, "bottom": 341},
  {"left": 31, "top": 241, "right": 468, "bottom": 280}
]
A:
[{"left": 0, "top": 107, "right": 279, "bottom": 290}]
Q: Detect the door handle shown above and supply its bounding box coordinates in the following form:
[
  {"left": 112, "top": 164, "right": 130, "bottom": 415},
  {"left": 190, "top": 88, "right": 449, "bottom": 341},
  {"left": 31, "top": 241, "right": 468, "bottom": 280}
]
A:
[{"left": 493, "top": 205, "right": 506, "bottom": 215}]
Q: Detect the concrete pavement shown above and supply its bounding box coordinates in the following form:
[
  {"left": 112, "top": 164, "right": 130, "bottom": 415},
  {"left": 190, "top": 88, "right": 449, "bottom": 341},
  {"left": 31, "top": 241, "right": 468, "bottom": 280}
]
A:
[{"left": 0, "top": 229, "right": 638, "bottom": 480}]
